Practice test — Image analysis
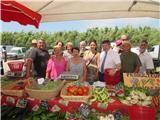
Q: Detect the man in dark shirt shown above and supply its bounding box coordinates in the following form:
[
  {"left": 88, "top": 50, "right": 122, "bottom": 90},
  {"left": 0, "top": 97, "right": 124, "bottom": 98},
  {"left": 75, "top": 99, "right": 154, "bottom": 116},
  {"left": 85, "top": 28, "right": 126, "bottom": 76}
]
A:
[
  {"left": 120, "top": 41, "right": 141, "bottom": 73},
  {"left": 28, "top": 39, "right": 50, "bottom": 78}
]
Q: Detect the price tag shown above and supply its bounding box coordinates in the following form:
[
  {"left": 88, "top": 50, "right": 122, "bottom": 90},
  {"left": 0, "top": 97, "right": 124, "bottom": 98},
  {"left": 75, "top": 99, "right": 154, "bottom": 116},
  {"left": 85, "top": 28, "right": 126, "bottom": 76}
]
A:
[
  {"left": 16, "top": 98, "right": 28, "bottom": 108},
  {"left": 37, "top": 78, "right": 45, "bottom": 84},
  {"left": 40, "top": 100, "right": 49, "bottom": 110},
  {"left": 78, "top": 104, "right": 90, "bottom": 117}
]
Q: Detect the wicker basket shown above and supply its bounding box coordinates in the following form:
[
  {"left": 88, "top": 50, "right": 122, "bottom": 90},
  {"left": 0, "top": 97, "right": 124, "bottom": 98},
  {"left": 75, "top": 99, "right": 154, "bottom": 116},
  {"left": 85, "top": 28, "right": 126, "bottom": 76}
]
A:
[
  {"left": 25, "top": 80, "right": 65, "bottom": 100},
  {"left": 1, "top": 80, "right": 25, "bottom": 97},
  {"left": 60, "top": 82, "right": 90, "bottom": 102}
]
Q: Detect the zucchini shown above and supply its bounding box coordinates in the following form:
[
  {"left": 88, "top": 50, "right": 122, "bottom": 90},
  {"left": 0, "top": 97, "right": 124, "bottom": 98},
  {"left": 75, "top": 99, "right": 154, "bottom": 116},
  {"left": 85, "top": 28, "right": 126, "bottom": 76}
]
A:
[{"left": 1, "top": 106, "right": 15, "bottom": 117}]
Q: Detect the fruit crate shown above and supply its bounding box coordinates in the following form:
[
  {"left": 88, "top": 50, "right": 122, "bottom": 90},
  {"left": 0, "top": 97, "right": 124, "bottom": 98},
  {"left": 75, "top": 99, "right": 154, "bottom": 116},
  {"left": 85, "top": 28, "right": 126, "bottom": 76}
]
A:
[{"left": 60, "top": 82, "right": 91, "bottom": 102}]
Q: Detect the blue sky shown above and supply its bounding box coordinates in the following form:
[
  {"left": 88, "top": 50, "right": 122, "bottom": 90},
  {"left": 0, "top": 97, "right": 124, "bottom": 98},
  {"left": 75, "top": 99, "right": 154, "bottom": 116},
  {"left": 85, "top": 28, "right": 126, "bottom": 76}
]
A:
[{"left": 1, "top": 17, "right": 160, "bottom": 33}]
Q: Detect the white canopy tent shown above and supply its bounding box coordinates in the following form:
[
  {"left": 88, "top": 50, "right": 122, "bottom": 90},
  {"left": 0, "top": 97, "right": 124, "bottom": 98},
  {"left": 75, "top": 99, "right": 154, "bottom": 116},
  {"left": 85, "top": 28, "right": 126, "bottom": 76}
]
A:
[{"left": 16, "top": 0, "right": 160, "bottom": 23}]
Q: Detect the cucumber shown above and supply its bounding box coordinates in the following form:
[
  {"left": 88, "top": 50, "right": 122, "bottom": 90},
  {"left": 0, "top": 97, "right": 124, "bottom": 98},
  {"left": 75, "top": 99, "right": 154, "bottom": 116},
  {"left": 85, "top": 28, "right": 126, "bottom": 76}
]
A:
[{"left": 1, "top": 106, "right": 15, "bottom": 117}]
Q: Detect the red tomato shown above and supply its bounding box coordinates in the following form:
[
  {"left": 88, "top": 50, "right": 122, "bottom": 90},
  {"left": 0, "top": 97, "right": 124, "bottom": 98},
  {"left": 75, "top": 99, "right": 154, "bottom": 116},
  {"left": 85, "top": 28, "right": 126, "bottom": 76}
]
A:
[
  {"left": 82, "top": 86, "right": 89, "bottom": 94},
  {"left": 77, "top": 87, "right": 84, "bottom": 96},
  {"left": 66, "top": 92, "right": 73, "bottom": 96},
  {"left": 67, "top": 86, "right": 75, "bottom": 94}
]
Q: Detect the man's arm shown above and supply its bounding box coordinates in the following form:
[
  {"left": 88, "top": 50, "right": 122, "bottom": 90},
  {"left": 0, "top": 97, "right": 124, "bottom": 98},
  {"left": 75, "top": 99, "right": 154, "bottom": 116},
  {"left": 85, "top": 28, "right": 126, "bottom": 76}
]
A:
[
  {"left": 25, "top": 48, "right": 37, "bottom": 78},
  {"left": 25, "top": 58, "right": 32, "bottom": 78},
  {"left": 108, "top": 63, "right": 121, "bottom": 76},
  {"left": 134, "top": 55, "right": 142, "bottom": 73},
  {"left": 146, "top": 55, "right": 154, "bottom": 74},
  {"left": 4, "top": 51, "right": 7, "bottom": 62}
]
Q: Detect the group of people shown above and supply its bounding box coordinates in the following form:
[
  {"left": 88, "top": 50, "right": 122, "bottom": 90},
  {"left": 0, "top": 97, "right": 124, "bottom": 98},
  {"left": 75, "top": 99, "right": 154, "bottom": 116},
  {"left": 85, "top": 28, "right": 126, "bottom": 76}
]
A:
[{"left": 25, "top": 34, "right": 154, "bottom": 86}]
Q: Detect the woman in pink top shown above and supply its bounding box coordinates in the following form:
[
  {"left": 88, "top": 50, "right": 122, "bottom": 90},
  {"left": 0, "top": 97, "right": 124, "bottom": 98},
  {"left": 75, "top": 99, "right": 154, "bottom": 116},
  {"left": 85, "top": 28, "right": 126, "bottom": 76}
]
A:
[{"left": 46, "top": 46, "right": 67, "bottom": 80}]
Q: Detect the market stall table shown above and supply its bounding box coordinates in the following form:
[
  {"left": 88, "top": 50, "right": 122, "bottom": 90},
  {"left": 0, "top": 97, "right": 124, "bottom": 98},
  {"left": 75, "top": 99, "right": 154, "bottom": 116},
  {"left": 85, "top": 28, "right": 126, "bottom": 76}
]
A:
[{"left": 1, "top": 94, "right": 157, "bottom": 120}]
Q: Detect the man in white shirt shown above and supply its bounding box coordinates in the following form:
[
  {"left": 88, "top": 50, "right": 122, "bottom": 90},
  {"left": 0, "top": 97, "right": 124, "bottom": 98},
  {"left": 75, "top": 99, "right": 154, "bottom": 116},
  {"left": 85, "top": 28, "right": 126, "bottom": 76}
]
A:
[
  {"left": 139, "top": 40, "right": 154, "bottom": 74},
  {"left": 0, "top": 46, "right": 7, "bottom": 75},
  {"left": 99, "top": 40, "right": 121, "bottom": 82}
]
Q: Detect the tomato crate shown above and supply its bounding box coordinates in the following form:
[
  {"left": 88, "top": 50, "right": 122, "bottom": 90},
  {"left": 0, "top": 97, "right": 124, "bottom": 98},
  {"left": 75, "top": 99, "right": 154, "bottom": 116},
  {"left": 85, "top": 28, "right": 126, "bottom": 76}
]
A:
[{"left": 60, "top": 82, "right": 91, "bottom": 103}]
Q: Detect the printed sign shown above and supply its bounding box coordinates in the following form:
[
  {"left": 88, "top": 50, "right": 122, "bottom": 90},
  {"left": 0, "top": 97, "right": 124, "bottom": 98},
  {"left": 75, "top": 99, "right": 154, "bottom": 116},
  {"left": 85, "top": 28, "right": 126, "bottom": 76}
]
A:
[
  {"left": 123, "top": 73, "right": 160, "bottom": 89},
  {"left": 78, "top": 104, "right": 90, "bottom": 117}
]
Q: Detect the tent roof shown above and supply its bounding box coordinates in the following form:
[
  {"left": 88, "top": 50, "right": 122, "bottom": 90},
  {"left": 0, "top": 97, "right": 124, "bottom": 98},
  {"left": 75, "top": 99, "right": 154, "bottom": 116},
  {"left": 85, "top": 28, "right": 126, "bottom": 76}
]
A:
[{"left": 16, "top": 0, "right": 160, "bottom": 22}]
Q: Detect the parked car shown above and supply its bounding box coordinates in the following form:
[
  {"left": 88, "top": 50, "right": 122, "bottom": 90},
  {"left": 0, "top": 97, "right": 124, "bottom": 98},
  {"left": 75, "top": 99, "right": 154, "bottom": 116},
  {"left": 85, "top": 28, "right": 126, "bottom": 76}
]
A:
[
  {"left": 0, "top": 45, "right": 15, "bottom": 53},
  {"left": 131, "top": 46, "right": 139, "bottom": 55},
  {"left": 7, "top": 47, "right": 27, "bottom": 59}
]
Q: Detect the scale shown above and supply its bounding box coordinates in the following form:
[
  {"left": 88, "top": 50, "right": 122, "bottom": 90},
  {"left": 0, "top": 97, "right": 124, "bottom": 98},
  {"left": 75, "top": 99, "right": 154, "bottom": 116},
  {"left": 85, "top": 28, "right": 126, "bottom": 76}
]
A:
[
  {"left": 7, "top": 71, "right": 25, "bottom": 77},
  {"left": 7, "top": 61, "right": 25, "bottom": 77},
  {"left": 59, "top": 72, "right": 79, "bottom": 80}
]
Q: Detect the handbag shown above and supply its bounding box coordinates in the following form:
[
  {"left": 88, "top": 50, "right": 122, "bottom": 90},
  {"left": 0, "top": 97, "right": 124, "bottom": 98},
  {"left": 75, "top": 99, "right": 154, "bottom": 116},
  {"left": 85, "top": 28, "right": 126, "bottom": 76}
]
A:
[{"left": 86, "top": 52, "right": 97, "bottom": 67}]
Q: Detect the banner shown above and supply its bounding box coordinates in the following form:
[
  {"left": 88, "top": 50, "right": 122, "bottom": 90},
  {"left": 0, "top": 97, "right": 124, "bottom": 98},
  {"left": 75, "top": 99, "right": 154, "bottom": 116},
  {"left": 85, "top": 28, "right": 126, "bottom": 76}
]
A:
[{"left": 123, "top": 73, "right": 160, "bottom": 89}]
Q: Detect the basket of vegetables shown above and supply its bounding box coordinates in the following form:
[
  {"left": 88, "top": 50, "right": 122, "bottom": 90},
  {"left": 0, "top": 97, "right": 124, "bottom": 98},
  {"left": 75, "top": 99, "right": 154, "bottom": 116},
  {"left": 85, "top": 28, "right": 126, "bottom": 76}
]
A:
[
  {"left": 90, "top": 87, "right": 110, "bottom": 103},
  {"left": 1, "top": 79, "right": 28, "bottom": 97},
  {"left": 60, "top": 81, "right": 90, "bottom": 102},
  {"left": 120, "top": 90, "right": 152, "bottom": 106},
  {"left": 25, "top": 80, "right": 65, "bottom": 100}
]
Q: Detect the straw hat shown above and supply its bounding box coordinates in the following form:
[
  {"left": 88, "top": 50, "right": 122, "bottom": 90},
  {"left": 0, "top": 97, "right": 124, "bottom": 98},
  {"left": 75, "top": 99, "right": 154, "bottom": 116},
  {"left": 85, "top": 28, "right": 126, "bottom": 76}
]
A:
[{"left": 32, "top": 39, "right": 37, "bottom": 44}]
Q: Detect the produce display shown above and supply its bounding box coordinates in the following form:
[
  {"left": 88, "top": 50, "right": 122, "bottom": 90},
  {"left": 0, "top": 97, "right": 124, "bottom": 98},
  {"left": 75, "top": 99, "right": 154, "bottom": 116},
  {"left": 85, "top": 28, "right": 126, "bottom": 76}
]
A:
[
  {"left": 60, "top": 81, "right": 91, "bottom": 102},
  {"left": 10, "top": 81, "right": 28, "bottom": 90},
  {"left": 28, "top": 80, "right": 62, "bottom": 90},
  {"left": 1, "top": 76, "right": 29, "bottom": 90},
  {"left": 90, "top": 87, "right": 110, "bottom": 103},
  {"left": 1, "top": 106, "right": 130, "bottom": 120},
  {"left": 121, "top": 90, "right": 152, "bottom": 106},
  {"left": 99, "top": 110, "right": 128, "bottom": 120},
  {"left": 25, "top": 80, "right": 65, "bottom": 100},
  {"left": 1, "top": 76, "right": 15, "bottom": 86},
  {"left": 1, "top": 106, "right": 66, "bottom": 120},
  {"left": 66, "top": 85, "right": 89, "bottom": 96},
  {"left": 65, "top": 110, "right": 129, "bottom": 120},
  {"left": 1, "top": 76, "right": 159, "bottom": 119},
  {"left": 152, "top": 95, "right": 160, "bottom": 109}
]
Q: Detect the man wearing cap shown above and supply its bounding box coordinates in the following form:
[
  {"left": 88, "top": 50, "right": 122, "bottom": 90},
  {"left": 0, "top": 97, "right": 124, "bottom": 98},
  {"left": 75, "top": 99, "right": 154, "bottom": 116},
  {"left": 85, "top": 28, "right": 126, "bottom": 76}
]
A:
[
  {"left": 25, "top": 39, "right": 37, "bottom": 58},
  {"left": 27, "top": 39, "right": 50, "bottom": 78},
  {"left": 120, "top": 41, "right": 141, "bottom": 73},
  {"left": 114, "top": 35, "right": 129, "bottom": 54},
  {"left": 25, "top": 39, "right": 38, "bottom": 77}
]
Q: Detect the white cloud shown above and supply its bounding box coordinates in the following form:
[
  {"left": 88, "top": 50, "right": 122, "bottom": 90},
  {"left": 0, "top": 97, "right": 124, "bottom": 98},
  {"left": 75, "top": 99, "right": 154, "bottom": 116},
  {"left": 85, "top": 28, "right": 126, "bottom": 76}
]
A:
[{"left": 85, "top": 18, "right": 160, "bottom": 29}]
